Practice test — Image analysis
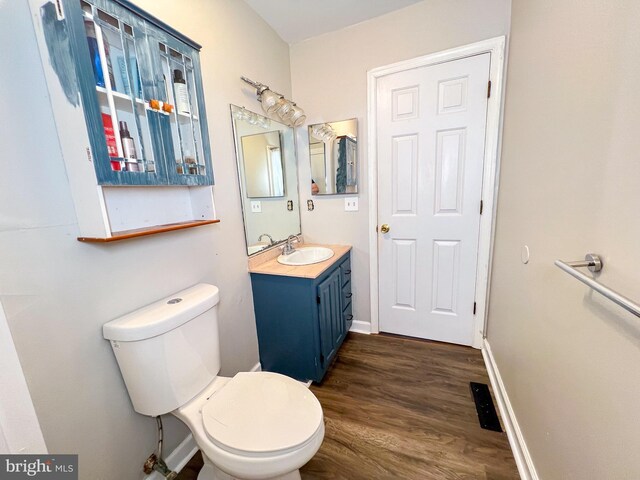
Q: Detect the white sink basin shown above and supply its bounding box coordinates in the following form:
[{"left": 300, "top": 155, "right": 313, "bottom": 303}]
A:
[{"left": 277, "top": 247, "right": 334, "bottom": 266}]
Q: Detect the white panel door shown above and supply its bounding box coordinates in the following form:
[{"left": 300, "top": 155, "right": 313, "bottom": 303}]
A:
[{"left": 377, "top": 53, "right": 490, "bottom": 345}]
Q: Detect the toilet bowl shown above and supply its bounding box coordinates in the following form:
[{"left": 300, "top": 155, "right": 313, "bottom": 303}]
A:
[
  {"left": 102, "top": 284, "right": 324, "bottom": 480},
  {"left": 174, "top": 374, "right": 324, "bottom": 480}
]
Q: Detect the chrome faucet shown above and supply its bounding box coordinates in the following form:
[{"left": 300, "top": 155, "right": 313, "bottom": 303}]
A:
[
  {"left": 282, "top": 235, "right": 299, "bottom": 255},
  {"left": 258, "top": 233, "right": 274, "bottom": 245}
]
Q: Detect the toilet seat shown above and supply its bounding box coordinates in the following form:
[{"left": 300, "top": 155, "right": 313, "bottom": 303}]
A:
[{"left": 202, "top": 372, "right": 323, "bottom": 457}]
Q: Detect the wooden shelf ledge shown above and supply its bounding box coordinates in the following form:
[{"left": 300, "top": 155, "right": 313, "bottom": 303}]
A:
[{"left": 77, "top": 219, "right": 220, "bottom": 243}]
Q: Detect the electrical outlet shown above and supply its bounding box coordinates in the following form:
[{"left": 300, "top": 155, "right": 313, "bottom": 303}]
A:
[
  {"left": 344, "top": 197, "right": 359, "bottom": 211},
  {"left": 251, "top": 201, "right": 262, "bottom": 213}
]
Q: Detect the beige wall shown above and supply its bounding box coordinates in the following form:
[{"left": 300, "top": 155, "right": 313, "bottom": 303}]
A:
[
  {"left": 488, "top": 0, "right": 640, "bottom": 477},
  {"left": 0, "top": 0, "right": 289, "bottom": 477},
  {"left": 290, "top": 0, "right": 511, "bottom": 328}
]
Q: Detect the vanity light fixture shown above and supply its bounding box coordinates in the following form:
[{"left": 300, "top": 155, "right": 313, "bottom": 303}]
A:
[{"left": 241, "top": 76, "right": 306, "bottom": 127}]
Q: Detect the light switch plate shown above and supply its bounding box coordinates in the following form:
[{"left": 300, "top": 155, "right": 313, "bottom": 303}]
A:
[
  {"left": 251, "top": 201, "right": 262, "bottom": 213},
  {"left": 344, "top": 197, "right": 359, "bottom": 211}
]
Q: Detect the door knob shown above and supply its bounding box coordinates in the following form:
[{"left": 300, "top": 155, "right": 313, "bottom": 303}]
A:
[{"left": 380, "top": 224, "right": 390, "bottom": 234}]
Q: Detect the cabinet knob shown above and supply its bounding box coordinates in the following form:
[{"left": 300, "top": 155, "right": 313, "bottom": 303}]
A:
[
  {"left": 346, "top": 293, "right": 353, "bottom": 298},
  {"left": 344, "top": 270, "right": 351, "bottom": 275}
]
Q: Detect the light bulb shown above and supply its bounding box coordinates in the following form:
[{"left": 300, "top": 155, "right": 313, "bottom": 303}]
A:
[{"left": 260, "top": 89, "right": 281, "bottom": 114}]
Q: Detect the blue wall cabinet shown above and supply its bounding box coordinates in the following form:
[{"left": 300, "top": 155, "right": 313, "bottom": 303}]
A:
[
  {"left": 29, "top": 0, "right": 216, "bottom": 240},
  {"left": 250, "top": 252, "right": 353, "bottom": 383}
]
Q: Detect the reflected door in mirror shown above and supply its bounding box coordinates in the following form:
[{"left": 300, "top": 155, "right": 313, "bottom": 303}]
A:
[{"left": 241, "top": 132, "right": 285, "bottom": 198}]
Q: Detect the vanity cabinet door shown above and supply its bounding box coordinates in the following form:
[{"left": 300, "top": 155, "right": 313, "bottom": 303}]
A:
[{"left": 317, "top": 269, "right": 344, "bottom": 369}]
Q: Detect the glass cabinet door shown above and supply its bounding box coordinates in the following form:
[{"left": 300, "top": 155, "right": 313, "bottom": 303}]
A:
[
  {"left": 79, "top": 0, "right": 161, "bottom": 184},
  {"left": 155, "top": 40, "right": 211, "bottom": 185}
]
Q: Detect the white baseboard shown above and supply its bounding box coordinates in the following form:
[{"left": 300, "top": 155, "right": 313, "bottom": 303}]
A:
[
  {"left": 250, "top": 362, "right": 261, "bottom": 372},
  {"left": 349, "top": 320, "right": 371, "bottom": 334},
  {"left": 146, "top": 434, "right": 198, "bottom": 480},
  {"left": 482, "top": 339, "right": 538, "bottom": 480}
]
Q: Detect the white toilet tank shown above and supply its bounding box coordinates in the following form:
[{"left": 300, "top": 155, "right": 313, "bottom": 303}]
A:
[{"left": 103, "top": 284, "right": 221, "bottom": 417}]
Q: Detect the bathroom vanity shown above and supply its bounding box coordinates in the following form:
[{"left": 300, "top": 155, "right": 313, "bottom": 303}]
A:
[{"left": 249, "top": 245, "right": 352, "bottom": 383}]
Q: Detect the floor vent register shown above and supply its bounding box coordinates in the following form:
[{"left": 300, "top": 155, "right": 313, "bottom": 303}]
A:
[{"left": 470, "top": 382, "right": 503, "bottom": 432}]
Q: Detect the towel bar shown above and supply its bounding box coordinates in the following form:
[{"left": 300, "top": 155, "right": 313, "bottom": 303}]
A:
[{"left": 555, "top": 253, "right": 640, "bottom": 318}]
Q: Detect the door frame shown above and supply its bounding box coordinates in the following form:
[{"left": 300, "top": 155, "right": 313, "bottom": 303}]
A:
[{"left": 367, "top": 36, "right": 507, "bottom": 348}]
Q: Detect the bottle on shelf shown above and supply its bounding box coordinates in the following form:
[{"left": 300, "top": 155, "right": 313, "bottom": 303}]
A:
[
  {"left": 173, "top": 69, "right": 190, "bottom": 116},
  {"left": 102, "top": 113, "right": 122, "bottom": 171},
  {"left": 119, "top": 121, "right": 139, "bottom": 172},
  {"left": 84, "top": 20, "right": 116, "bottom": 89},
  {"left": 84, "top": 20, "right": 105, "bottom": 87},
  {"left": 102, "top": 32, "right": 116, "bottom": 90}
]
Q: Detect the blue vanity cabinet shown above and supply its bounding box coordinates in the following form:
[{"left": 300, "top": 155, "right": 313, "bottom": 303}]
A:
[
  {"left": 317, "top": 268, "right": 344, "bottom": 368},
  {"left": 250, "top": 252, "right": 353, "bottom": 383}
]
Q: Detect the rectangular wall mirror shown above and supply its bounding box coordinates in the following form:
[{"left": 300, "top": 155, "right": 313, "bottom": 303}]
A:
[
  {"left": 308, "top": 118, "right": 358, "bottom": 195},
  {"left": 231, "top": 105, "right": 301, "bottom": 256}
]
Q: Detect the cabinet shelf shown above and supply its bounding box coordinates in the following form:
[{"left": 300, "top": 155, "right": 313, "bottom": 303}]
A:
[
  {"left": 77, "top": 219, "right": 220, "bottom": 243},
  {"left": 176, "top": 111, "right": 199, "bottom": 121},
  {"left": 96, "top": 85, "right": 145, "bottom": 105}
]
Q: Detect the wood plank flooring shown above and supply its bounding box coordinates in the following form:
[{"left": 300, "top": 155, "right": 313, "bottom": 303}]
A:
[{"left": 176, "top": 333, "right": 518, "bottom": 480}]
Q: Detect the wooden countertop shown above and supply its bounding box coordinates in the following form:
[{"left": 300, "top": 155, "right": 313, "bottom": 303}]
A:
[{"left": 248, "top": 244, "right": 351, "bottom": 279}]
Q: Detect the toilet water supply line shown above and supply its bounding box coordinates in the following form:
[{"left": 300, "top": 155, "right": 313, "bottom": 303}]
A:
[{"left": 142, "top": 416, "right": 178, "bottom": 479}]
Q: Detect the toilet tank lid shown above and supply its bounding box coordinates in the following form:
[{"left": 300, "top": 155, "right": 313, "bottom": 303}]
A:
[{"left": 103, "top": 284, "right": 219, "bottom": 342}]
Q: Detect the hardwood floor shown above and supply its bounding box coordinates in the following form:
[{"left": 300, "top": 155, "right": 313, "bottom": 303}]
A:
[{"left": 176, "top": 333, "right": 519, "bottom": 480}]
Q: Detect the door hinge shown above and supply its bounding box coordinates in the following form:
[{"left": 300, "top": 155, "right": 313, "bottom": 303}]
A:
[
  {"left": 487, "top": 80, "right": 492, "bottom": 98},
  {"left": 473, "top": 302, "right": 477, "bottom": 315},
  {"left": 316, "top": 296, "right": 321, "bottom": 304},
  {"left": 480, "top": 200, "right": 483, "bottom": 215}
]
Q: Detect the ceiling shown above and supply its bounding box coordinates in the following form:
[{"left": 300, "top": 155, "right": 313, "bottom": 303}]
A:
[{"left": 243, "top": 0, "right": 422, "bottom": 44}]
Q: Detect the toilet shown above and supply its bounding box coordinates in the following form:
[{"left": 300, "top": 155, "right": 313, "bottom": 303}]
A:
[{"left": 102, "top": 284, "right": 324, "bottom": 480}]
